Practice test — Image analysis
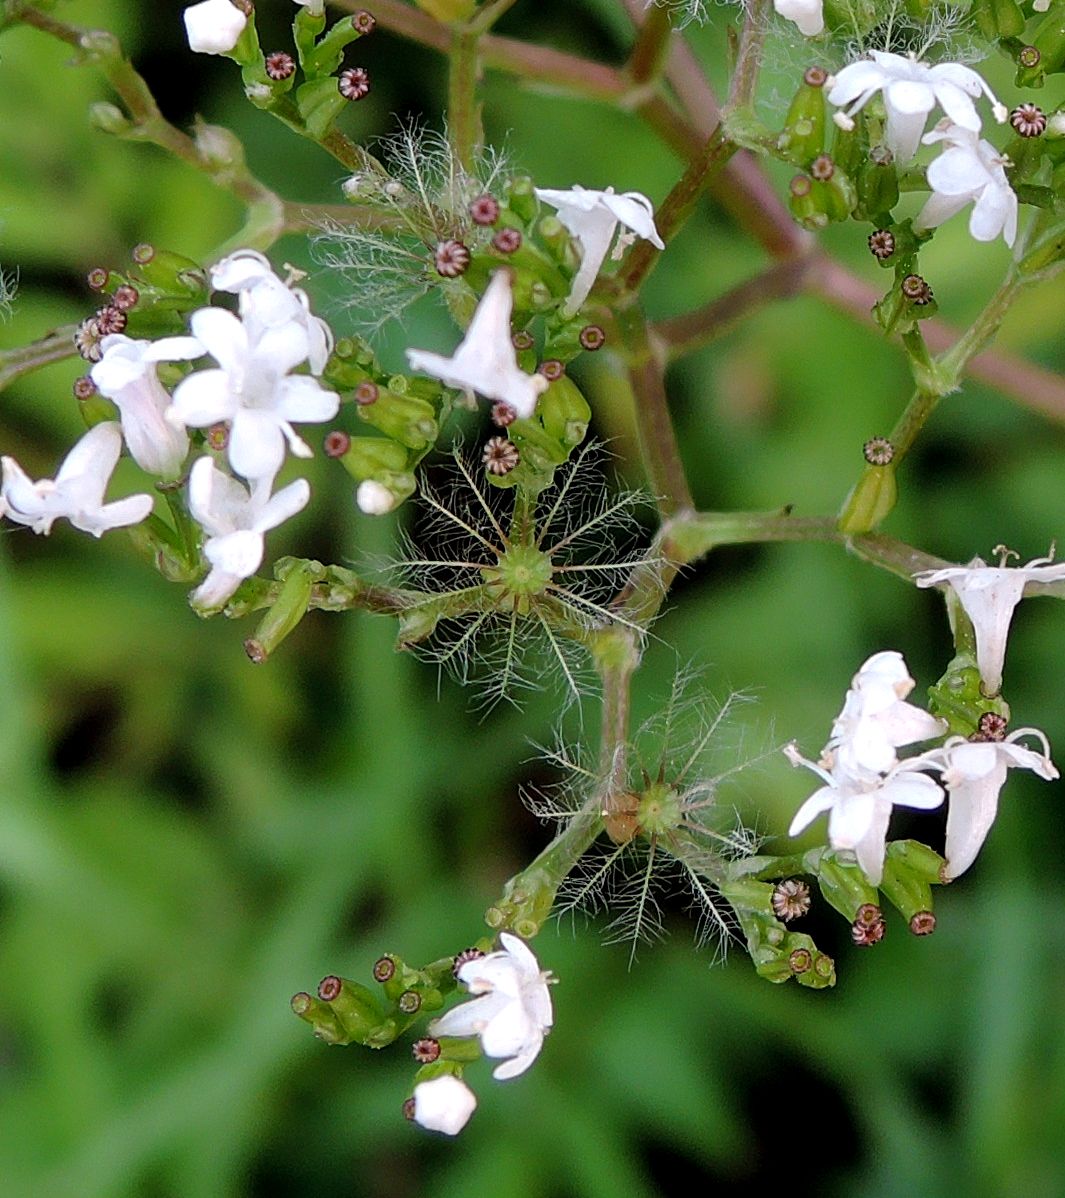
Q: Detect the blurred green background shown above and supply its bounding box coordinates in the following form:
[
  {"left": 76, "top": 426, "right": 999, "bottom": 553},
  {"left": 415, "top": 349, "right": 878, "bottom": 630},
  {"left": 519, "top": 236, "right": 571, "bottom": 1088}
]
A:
[{"left": 2, "top": 2, "right": 1065, "bottom": 1195}]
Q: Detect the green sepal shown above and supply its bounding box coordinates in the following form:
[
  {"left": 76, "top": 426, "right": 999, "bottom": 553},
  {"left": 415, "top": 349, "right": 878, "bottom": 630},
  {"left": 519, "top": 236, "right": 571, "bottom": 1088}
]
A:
[
  {"left": 857, "top": 153, "right": 900, "bottom": 221},
  {"left": 295, "top": 76, "right": 348, "bottom": 140},
  {"left": 293, "top": 3, "right": 327, "bottom": 66},
  {"left": 814, "top": 852, "right": 879, "bottom": 920},
  {"left": 485, "top": 864, "right": 558, "bottom": 938},
  {"left": 878, "top": 851, "right": 934, "bottom": 923},
  {"left": 129, "top": 248, "right": 208, "bottom": 301},
  {"left": 927, "top": 652, "right": 1010, "bottom": 737},
  {"left": 325, "top": 977, "right": 389, "bottom": 1042},
  {"left": 303, "top": 14, "right": 371, "bottom": 78},
  {"left": 536, "top": 214, "right": 579, "bottom": 271},
  {"left": 837, "top": 461, "right": 898, "bottom": 533},
  {"left": 356, "top": 389, "right": 438, "bottom": 449},
  {"left": 227, "top": 7, "right": 263, "bottom": 69},
  {"left": 886, "top": 839, "right": 947, "bottom": 887},
  {"left": 1018, "top": 219, "right": 1065, "bottom": 276},
  {"left": 127, "top": 513, "right": 201, "bottom": 583},
  {"left": 336, "top": 435, "right": 410, "bottom": 482},
  {"left": 778, "top": 74, "right": 826, "bottom": 166}
]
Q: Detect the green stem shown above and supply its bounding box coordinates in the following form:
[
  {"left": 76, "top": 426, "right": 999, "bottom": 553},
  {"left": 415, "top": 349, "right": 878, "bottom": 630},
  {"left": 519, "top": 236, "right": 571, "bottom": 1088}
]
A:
[
  {"left": 725, "top": 0, "right": 770, "bottom": 110},
  {"left": 616, "top": 310, "right": 694, "bottom": 515},
  {"left": 0, "top": 326, "right": 78, "bottom": 392},
  {"left": 448, "top": 29, "right": 482, "bottom": 172},
  {"left": 626, "top": 2, "right": 674, "bottom": 87}
]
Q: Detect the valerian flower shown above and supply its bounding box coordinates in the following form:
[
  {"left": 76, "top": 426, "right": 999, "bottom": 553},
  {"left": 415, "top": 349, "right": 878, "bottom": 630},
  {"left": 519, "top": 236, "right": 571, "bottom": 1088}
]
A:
[
  {"left": 827, "top": 650, "right": 946, "bottom": 776},
  {"left": 428, "top": 933, "right": 554, "bottom": 1080},
  {"left": 0, "top": 422, "right": 153, "bottom": 537},
  {"left": 827, "top": 51, "right": 1006, "bottom": 164},
  {"left": 914, "top": 549, "right": 1065, "bottom": 696},
  {"left": 410, "top": 1075, "right": 477, "bottom": 1136},
  {"left": 90, "top": 333, "right": 203, "bottom": 477},
  {"left": 187, "top": 456, "right": 311, "bottom": 610},
  {"left": 210, "top": 250, "right": 333, "bottom": 376},
  {"left": 774, "top": 0, "right": 823, "bottom": 37},
  {"left": 166, "top": 306, "right": 339, "bottom": 482},
  {"left": 406, "top": 270, "right": 548, "bottom": 419},
  {"left": 786, "top": 743, "right": 945, "bottom": 885},
  {"left": 927, "top": 730, "right": 1058, "bottom": 879},
  {"left": 183, "top": 0, "right": 247, "bottom": 55},
  {"left": 533, "top": 185, "right": 664, "bottom": 315},
  {"left": 915, "top": 123, "right": 1018, "bottom": 247}
]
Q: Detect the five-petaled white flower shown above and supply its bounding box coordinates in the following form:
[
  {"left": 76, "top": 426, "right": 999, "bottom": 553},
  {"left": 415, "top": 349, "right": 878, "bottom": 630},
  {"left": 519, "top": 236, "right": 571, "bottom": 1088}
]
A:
[
  {"left": 914, "top": 549, "right": 1065, "bottom": 696},
  {"left": 90, "top": 333, "right": 203, "bottom": 477},
  {"left": 927, "top": 730, "right": 1059, "bottom": 879},
  {"left": 786, "top": 742, "right": 945, "bottom": 886},
  {"left": 0, "top": 422, "right": 153, "bottom": 537},
  {"left": 774, "top": 0, "right": 823, "bottom": 37},
  {"left": 534, "top": 185, "right": 664, "bottom": 315},
  {"left": 187, "top": 456, "right": 311, "bottom": 610},
  {"left": 915, "top": 123, "right": 1018, "bottom": 247},
  {"left": 827, "top": 50, "right": 1006, "bottom": 164},
  {"left": 210, "top": 250, "right": 333, "bottom": 376},
  {"left": 410, "top": 1074, "right": 477, "bottom": 1136},
  {"left": 428, "top": 932, "right": 554, "bottom": 1080},
  {"left": 167, "top": 306, "right": 339, "bottom": 482},
  {"left": 406, "top": 271, "right": 548, "bottom": 420},
  {"left": 183, "top": 0, "right": 247, "bottom": 55},
  {"left": 827, "top": 650, "right": 946, "bottom": 777}
]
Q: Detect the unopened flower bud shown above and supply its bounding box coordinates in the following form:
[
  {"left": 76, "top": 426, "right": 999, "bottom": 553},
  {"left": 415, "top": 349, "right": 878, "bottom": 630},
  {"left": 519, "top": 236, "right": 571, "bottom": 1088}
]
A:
[
  {"left": 863, "top": 436, "right": 894, "bottom": 465},
  {"left": 324, "top": 430, "right": 351, "bottom": 457},
  {"left": 73, "top": 376, "right": 97, "bottom": 400},
  {"left": 354, "top": 380, "right": 379, "bottom": 406},
  {"left": 357, "top": 479, "right": 397, "bottom": 515},
  {"left": 112, "top": 284, "right": 139, "bottom": 311},
  {"left": 339, "top": 67, "right": 371, "bottom": 101},
  {"left": 909, "top": 911, "right": 936, "bottom": 936},
  {"left": 470, "top": 194, "right": 500, "bottom": 226},
  {"left": 373, "top": 955, "right": 397, "bottom": 982},
  {"left": 95, "top": 306, "right": 126, "bottom": 335},
  {"left": 538, "top": 359, "right": 564, "bottom": 381},
  {"left": 1010, "top": 103, "right": 1047, "bottom": 138},
  {"left": 788, "top": 947, "right": 812, "bottom": 973},
  {"left": 352, "top": 10, "right": 376, "bottom": 34},
  {"left": 206, "top": 422, "right": 230, "bottom": 451},
  {"left": 492, "top": 227, "right": 522, "bottom": 254},
  {"left": 482, "top": 436, "right": 520, "bottom": 476},
  {"left": 398, "top": 989, "right": 422, "bottom": 1014},
  {"left": 265, "top": 51, "right": 296, "bottom": 80},
  {"left": 772, "top": 879, "right": 811, "bottom": 922},
  {"left": 434, "top": 239, "right": 471, "bottom": 278}
]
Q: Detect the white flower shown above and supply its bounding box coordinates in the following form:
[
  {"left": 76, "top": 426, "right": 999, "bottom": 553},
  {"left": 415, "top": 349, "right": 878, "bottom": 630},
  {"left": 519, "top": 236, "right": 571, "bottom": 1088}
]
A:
[
  {"left": 293, "top": 0, "right": 325, "bottom": 12},
  {"left": 167, "top": 306, "right": 339, "bottom": 482},
  {"left": 183, "top": 0, "right": 247, "bottom": 55},
  {"left": 406, "top": 271, "right": 548, "bottom": 420},
  {"left": 828, "top": 650, "right": 946, "bottom": 776},
  {"left": 914, "top": 550, "right": 1065, "bottom": 696},
  {"left": 534, "top": 185, "right": 664, "bottom": 314},
  {"left": 428, "top": 932, "right": 554, "bottom": 1080},
  {"left": 774, "top": 0, "right": 823, "bottom": 37},
  {"left": 356, "top": 480, "right": 396, "bottom": 515},
  {"left": 210, "top": 250, "right": 333, "bottom": 376},
  {"left": 827, "top": 51, "right": 1006, "bottom": 164},
  {"left": 187, "top": 456, "right": 311, "bottom": 609},
  {"left": 786, "top": 743, "right": 945, "bottom": 885},
  {"left": 90, "top": 333, "right": 203, "bottom": 477},
  {"left": 0, "top": 422, "right": 153, "bottom": 537},
  {"left": 929, "top": 730, "right": 1059, "bottom": 879},
  {"left": 915, "top": 123, "right": 1018, "bottom": 247},
  {"left": 410, "top": 1075, "right": 477, "bottom": 1136}
]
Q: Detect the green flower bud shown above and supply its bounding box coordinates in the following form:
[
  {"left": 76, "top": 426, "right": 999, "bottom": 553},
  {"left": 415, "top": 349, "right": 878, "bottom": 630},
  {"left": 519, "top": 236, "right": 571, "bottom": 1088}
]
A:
[
  {"left": 291, "top": 991, "right": 350, "bottom": 1045},
  {"left": 536, "top": 214, "right": 578, "bottom": 269},
  {"left": 303, "top": 13, "right": 372, "bottom": 78},
  {"left": 1019, "top": 8, "right": 1065, "bottom": 87},
  {"left": 356, "top": 388, "right": 438, "bottom": 449},
  {"left": 878, "top": 852, "right": 934, "bottom": 923},
  {"left": 129, "top": 246, "right": 208, "bottom": 301},
  {"left": 244, "top": 557, "right": 323, "bottom": 663},
  {"left": 973, "top": 0, "right": 1026, "bottom": 40},
  {"left": 778, "top": 68, "right": 827, "bottom": 166},
  {"left": 1018, "top": 220, "right": 1065, "bottom": 276},
  {"left": 538, "top": 375, "right": 592, "bottom": 448},
  {"left": 837, "top": 461, "right": 898, "bottom": 533},
  {"left": 885, "top": 839, "right": 947, "bottom": 886},
  {"left": 506, "top": 176, "right": 539, "bottom": 223},
  {"left": 295, "top": 76, "right": 350, "bottom": 140},
  {"left": 293, "top": 1, "right": 327, "bottom": 65},
  {"left": 857, "top": 148, "right": 900, "bottom": 221},
  {"left": 333, "top": 435, "right": 409, "bottom": 482},
  {"left": 316, "top": 974, "right": 387, "bottom": 1043},
  {"left": 88, "top": 102, "right": 133, "bottom": 137}
]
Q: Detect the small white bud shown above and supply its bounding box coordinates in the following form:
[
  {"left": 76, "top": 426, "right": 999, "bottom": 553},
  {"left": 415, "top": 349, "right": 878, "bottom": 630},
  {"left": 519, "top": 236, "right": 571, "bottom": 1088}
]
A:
[{"left": 356, "top": 480, "right": 397, "bottom": 515}]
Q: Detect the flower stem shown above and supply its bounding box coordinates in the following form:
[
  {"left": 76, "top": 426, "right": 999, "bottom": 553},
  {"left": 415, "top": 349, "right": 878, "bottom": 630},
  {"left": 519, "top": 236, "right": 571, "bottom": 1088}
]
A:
[
  {"left": 626, "top": 3, "right": 674, "bottom": 87},
  {"left": 447, "top": 28, "right": 482, "bottom": 172}
]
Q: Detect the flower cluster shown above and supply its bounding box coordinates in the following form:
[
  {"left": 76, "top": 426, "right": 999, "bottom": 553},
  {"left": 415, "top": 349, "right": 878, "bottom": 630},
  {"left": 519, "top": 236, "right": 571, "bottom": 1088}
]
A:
[
  {"left": 786, "top": 650, "right": 1058, "bottom": 882},
  {"left": 409, "top": 934, "right": 554, "bottom": 1136},
  {"left": 827, "top": 50, "right": 1012, "bottom": 244},
  {"left": 1, "top": 250, "right": 336, "bottom": 612}
]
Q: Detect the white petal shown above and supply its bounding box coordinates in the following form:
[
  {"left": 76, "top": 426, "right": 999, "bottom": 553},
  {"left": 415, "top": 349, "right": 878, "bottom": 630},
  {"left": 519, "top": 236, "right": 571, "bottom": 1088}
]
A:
[
  {"left": 183, "top": 0, "right": 247, "bottom": 54},
  {"left": 788, "top": 785, "right": 837, "bottom": 836},
  {"left": 204, "top": 527, "right": 264, "bottom": 578},
  {"left": 942, "top": 757, "right": 1008, "bottom": 879},
  {"left": 599, "top": 191, "right": 664, "bottom": 249},
  {"left": 774, "top": 0, "right": 824, "bottom": 36},
  {"left": 356, "top": 480, "right": 396, "bottom": 514},
  {"left": 70, "top": 492, "right": 154, "bottom": 537},
  {"left": 885, "top": 104, "right": 932, "bottom": 164},
  {"left": 228, "top": 409, "right": 287, "bottom": 481},
  {"left": 169, "top": 369, "right": 237, "bottom": 427},
  {"left": 411, "top": 1075, "right": 476, "bottom": 1136},
  {"left": 826, "top": 61, "right": 888, "bottom": 109},
  {"left": 254, "top": 477, "right": 311, "bottom": 534}
]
